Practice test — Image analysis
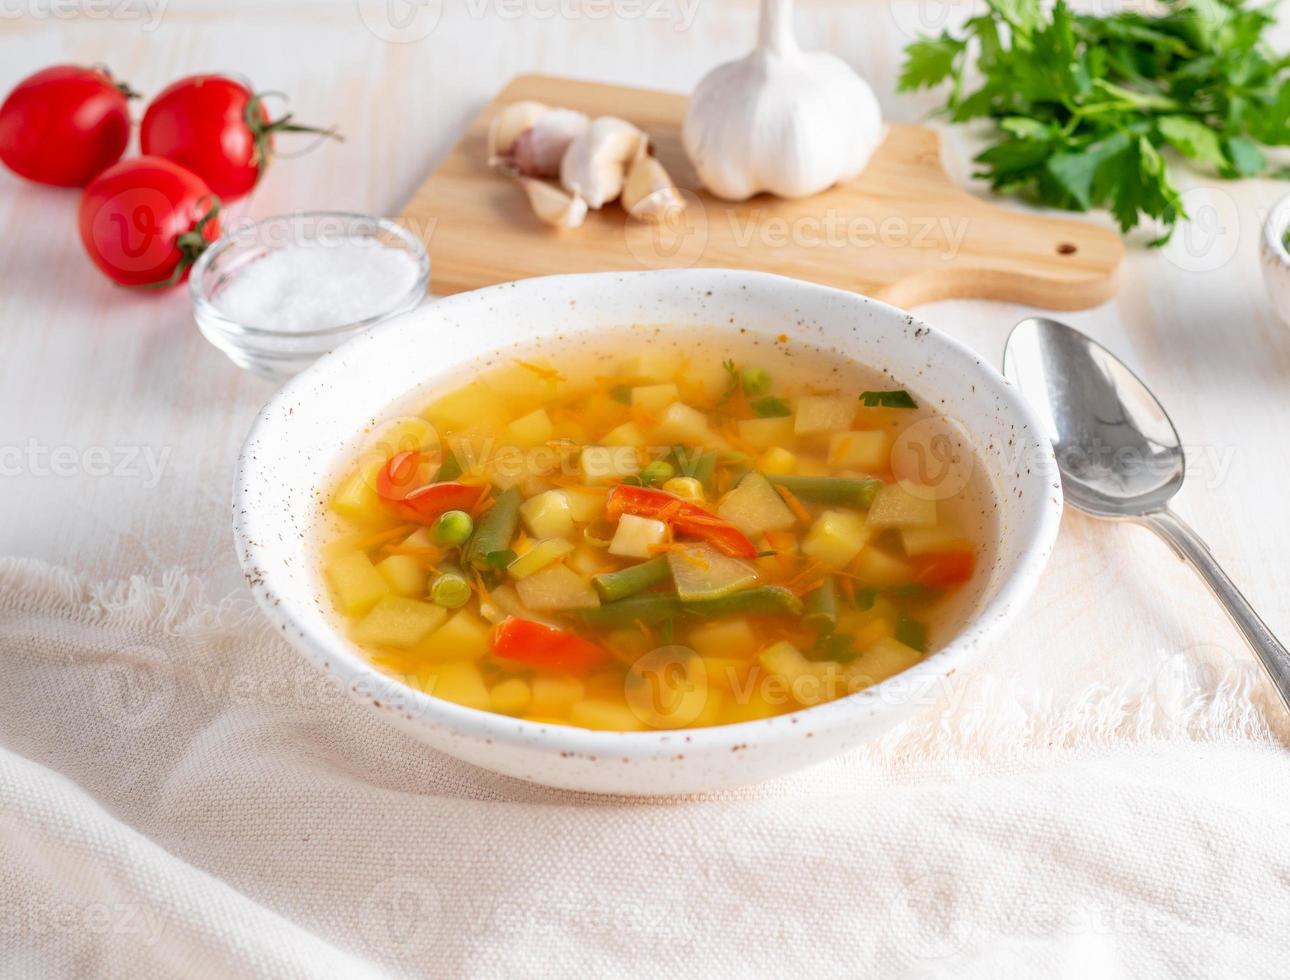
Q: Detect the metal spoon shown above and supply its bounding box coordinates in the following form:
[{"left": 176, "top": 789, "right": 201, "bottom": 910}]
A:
[{"left": 1004, "top": 316, "right": 1290, "bottom": 712}]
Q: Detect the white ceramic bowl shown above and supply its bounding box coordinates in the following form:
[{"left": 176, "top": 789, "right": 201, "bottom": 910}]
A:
[
  {"left": 1260, "top": 192, "right": 1290, "bottom": 327},
  {"left": 234, "top": 270, "right": 1062, "bottom": 795}
]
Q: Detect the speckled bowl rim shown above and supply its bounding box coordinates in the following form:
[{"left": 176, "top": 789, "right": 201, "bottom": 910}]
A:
[{"left": 234, "top": 270, "right": 1063, "bottom": 768}]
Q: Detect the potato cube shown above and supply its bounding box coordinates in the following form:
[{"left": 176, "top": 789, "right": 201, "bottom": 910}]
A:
[
  {"left": 485, "top": 361, "right": 560, "bottom": 409},
  {"left": 846, "top": 636, "right": 924, "bottom": 688},
  {"left": 801, "top": 510, "right": 871, "bottom": 568},
  {"left": 852, "top": 547, "right": 914, "bottom": 587},
  {"left": 530, "top": 674, "right": 584, "bottom": 715},
  {"left": 737, "top": 416, "right": 794, "bottom": 451},
  {"left": 653, "top": 402, "right": 717, "bottom": 446},
  {"left": 719, "top": 686, "right": 780, "bottom": 724},
  {"left": 330, "top": 460, "right": 390, "bottom": 525},
  {"left": 900, "top": 525, "right": 973, "bottom": 557},
  {"left": 602, "top": 421, "right": 649, "bottom": 448},
  {"left": 515, "top": 563, "right": 600, "bottom": 610},
  {"left": 828, "top": 430, "right": 891, "bottom": 471},
  {"left": 580, "top": 445, "right": 641, "bottom": 483},
  {"left": 700, "top": 657, "right": 748, "bottom": 691},
  {"left": 564, "top": 488, "right": 606, "bottom": 523},
  {"left": 758, "top": 447, "right": 797, "bottom": 475},
  {"left": 490, "top": 678, "right": 532, "bottom": 716},
  {"left": 687, "top": 619, "right": 760, "bottom": 660},
  {"left": 757, "top": 640, "right": 812, "bottom": 682},
  {"left": 794, "top": 396, "right": 855, "bottom": 436},
  {"left": 353, "top": 596, "right": 447, "bottom": 648},
  {"left": 718, "top": 471, "right": 796, "bottom": 537},
  {"left": 363, "top": 415, "right": 439, "bottom": 460},
  {"left": 376, "top": 554, "right": 427, "bottom": 597},
  {"left": 424, "top": 381, "right": 507, "bottom": 435},
  {"left": 682, "top": 361, "right": 734, "bottom": 404},
  {"left": 685, "top": 687, "right": 725, "bottom": 728},
  {"left": 581, "top": 393, "right": 629, "bottom": 435},
  {"left": 520, "top": 489, "right": 575, "bottom": 539},
  {"left": 631, "top": 383, "right": 680, "bottom": 415},
  {"left": 326, "top": 551, "right": 391, "bottom": 615},
  {"left": 866, "top": 483, "right": 937, "bottom": 528},
  {"left": 570, "top": 698, "right": 647, "bottom": 732},
  {"left": 609, "top": 514, "right": 668, "bottom": 559},
  {"left": 618, "top": 351, "right": 678, "bottom": 383},
  {"left": 422, "top": 609, "right": 491, "bottom": 660},
  {"left": 424, "top": 660, "right": 490, "bottom": 710},
  {"left": 505, "top": 408, "right": 554, "bottom": 449},
  {"left": 566, "top": 546, "right": 607, "bottom": 577}
]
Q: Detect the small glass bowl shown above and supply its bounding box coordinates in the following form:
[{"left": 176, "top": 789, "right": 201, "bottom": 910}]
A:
[{"left": 191, "top": 211, "right": 430, "bottom": 380}]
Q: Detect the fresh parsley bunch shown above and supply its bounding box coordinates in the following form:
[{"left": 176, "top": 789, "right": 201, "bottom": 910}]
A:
[{"left": 899, "top": 0, "right": 1290, "bottom": 242}]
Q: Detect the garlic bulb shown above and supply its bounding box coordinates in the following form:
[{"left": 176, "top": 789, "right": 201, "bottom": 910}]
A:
[
  {"left": 682, "top": 0, "right": 883, "bottom": 200},
  {"left": 560, "top": 116, "right": 647, "bottom": 209}
]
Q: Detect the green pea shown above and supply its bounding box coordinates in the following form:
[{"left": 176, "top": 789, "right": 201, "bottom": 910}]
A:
[
  {"left": 430, "top": 571, "right": 472, "bottom": 608},
  {"left": 430, "top": 509, "right": 474, "bottom": 547},
  {"left": 640, "top": 460, "right": 676, "bottom": 486}
]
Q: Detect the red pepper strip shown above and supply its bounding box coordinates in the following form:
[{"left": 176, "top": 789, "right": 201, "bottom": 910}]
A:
[
  {"left": 397, "top": 481, "right": 486, "bottom": 524},
  {"left": 605, "top": 484, "right": 758, "bottom": 559},
  {"left": 376, "top": 450, "right": 425, "bottom": 501},
  {"left": 912, "top": 550, "right": 975, "bottom": 587},
  {"left": 491, "top": 617, "right": 609, "bottom": 674}
]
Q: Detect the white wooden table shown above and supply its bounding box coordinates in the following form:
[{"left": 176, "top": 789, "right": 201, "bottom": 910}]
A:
[{"left": 2, "top": 0, "right": 1288, "bottom": 706}]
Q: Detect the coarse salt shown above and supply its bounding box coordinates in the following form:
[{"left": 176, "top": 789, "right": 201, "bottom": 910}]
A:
[{"left": 215, "top": 238, "right": 422, "bottom": 333}]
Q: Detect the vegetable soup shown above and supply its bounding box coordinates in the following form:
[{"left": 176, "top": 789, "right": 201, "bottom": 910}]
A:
[{"left": 320, "top": 327, "right": 996, "bottom": 731}]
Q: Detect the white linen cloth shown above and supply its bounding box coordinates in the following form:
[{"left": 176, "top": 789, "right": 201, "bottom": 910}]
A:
[{"left": 1, "top": 555, "right": 1288, "bottom": 979}]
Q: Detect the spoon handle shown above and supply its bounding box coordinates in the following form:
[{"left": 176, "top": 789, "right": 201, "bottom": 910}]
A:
[{"left": 1140, "top": 508, "right": 1290, "bottom": 713}]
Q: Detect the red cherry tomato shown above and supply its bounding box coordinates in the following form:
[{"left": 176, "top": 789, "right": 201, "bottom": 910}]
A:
[
  {"left": 375, "top": 450, "right": 426, "bottom": 502},
  {"left": 140, "top": 74, "right": 340, "bottom": 202},
  {"left": 912, "top": 550, "right": 975, "bottom": 587},
  {"left": 0, "top": 65, "right": 135, "bottom": 186},
  {"left": 399, "top": 482, "right": 486, "bottom": 524},
  {"left": 605, "top": 484, "right": 758, "bottom": 559},
  {"left": 491, "top": 617, "right": 609, "bottom": 675},
  {"left": 78, "top": 156, "right": 220, "bottom": 288}
]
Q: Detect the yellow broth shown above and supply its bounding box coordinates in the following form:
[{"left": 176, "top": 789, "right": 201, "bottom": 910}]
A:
[{"left": 319, "top": 327, "right": 997, "bottom": 731}]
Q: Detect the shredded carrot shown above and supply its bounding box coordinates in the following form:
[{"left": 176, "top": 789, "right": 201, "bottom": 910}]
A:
[
  {"left": 775, "top": 484, "right": 813, "bottom": 526},
  {"left": 351, "top": 525, "right": 415, "bottom": 551},
  {"left": 629, "top": 405, "right": 657, "bottom": 429},
  {"left": 515, "top": 360, "right": 566, "bottom": 383},
  {"left": 382, "top": 545, "right": 444, "bottom": 559}
]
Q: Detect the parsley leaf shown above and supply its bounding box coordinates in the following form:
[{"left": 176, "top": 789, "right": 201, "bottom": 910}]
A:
[
  {"left": 750, "top": 396, "right": 791, "bottom": 418},
  {"left": 859, "top": 389, "right": 918, "bottom": 408},
  {"left": 900, "top": 0, "right": 1290, "bottom": 240}
]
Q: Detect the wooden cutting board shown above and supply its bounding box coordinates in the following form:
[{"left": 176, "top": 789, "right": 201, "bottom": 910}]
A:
[{"left": 401, "top": 74, "right": 1122, "bottom": 310}]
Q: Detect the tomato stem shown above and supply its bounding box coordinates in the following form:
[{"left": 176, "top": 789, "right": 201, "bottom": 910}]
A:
[
  {"left": 244, "top": 92, "right": 344, "bottom": 172},
  {"left": 89, "top": 63, "right": 141, "bottom": 100},
  {"left": 135, "top": 195, "right": 221, "bottom": 290}
]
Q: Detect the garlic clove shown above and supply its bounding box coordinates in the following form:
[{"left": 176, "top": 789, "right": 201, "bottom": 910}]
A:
[
  {"left": 510, "top": 107, "right": 590, "bottom": 179},
  {"left": 621, "top": 155, "right": 686, "bottom": 223},
  {"left": 559, "top": 116, "right": 648, "bottom": 210},
  {"left": 517, "top": 177, "right": 588, "bottom": 230},
  {"left": 487, "top": 101, "right": 549, "bottom": 165}
]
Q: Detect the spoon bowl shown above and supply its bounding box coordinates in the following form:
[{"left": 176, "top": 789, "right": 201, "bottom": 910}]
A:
[
  {"left": 1004, "top": 317, "right": 1183, "bottom": 517},
  {"left": 1004, "top": 316, "right": 1290, "bottom": 713}
]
